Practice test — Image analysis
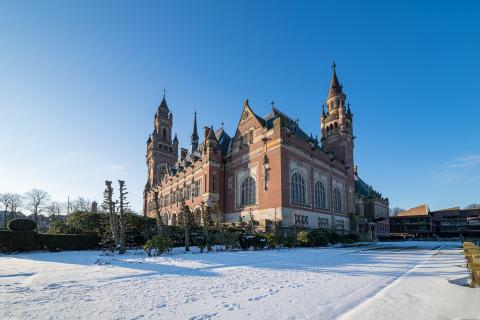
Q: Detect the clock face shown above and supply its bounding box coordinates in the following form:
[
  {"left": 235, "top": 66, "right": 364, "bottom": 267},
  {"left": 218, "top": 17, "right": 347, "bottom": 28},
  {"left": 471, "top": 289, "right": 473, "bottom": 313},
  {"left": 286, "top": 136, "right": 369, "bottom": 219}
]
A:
[{"left": 242, "top": 110, "right": 250, "bottom": 121}]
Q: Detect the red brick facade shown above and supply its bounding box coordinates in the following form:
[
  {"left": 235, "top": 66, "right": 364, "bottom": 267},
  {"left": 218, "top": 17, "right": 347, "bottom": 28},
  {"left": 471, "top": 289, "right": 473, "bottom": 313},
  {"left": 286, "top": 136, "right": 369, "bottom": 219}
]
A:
[{"left": 144, "top": 66, "right": 364, "bottom": 232}]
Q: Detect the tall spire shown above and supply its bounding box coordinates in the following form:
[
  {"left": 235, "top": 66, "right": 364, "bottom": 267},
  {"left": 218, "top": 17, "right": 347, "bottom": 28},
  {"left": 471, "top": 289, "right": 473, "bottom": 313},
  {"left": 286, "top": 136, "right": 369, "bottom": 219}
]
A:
[
  {"left": 191, "top": 110, "right": 199, "bottom": 153},
  {"left": 327, "top": 61, "right": 344, "bottom": 100}
]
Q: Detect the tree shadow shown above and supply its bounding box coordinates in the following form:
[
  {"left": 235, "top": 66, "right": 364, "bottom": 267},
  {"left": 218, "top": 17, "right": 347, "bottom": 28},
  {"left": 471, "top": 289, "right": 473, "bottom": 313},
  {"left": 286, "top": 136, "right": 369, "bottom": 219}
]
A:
[{"left": 5, "top": 242, "right": 463, "bottom": 280}]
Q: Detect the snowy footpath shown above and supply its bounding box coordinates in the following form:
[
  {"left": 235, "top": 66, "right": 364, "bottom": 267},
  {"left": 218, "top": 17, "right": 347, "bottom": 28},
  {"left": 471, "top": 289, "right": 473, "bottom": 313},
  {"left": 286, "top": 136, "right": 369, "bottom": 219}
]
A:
[{"left": 1, "top": 241, "right": 479, "bottom": 320}]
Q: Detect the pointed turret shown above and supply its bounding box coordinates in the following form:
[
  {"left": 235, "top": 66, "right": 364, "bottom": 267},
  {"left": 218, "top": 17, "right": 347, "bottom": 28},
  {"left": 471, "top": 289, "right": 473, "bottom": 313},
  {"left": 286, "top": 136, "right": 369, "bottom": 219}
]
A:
[
  {"left": 327, "top": 62, "right": 344, "bottom": 100},
  {"left": 191, "top": 111, "right": 199, "bottom": 153},
  {"left": 158, "top": 95, "right": 169, "bottom": 117}
]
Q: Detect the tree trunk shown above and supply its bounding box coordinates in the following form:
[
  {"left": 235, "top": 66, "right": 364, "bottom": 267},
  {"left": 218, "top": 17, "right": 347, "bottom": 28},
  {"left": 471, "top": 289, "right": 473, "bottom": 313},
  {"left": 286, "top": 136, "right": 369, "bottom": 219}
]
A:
[
  {"left": 118, "top": 213, "right": 126, "bottom": 254},
  {"left": 34, "top": 210, "right": 38, "bottom": 232},
  {"left": 184, "top": 225, "right": 190, "bottom": 252}
]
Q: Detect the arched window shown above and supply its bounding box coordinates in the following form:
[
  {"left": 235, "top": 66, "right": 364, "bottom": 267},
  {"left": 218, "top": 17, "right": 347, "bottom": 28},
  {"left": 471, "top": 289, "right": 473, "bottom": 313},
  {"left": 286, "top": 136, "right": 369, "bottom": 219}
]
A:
[
  {"left": 241, "top": 176, "right": 256, "bottom": 206},
  {"left": 171, "top": 213, "right": 177, "bottom": 226},
  {"left": 291, "top": 172, "right": 306, "bottom": 205},
  {"left": 314, "top": 181, "right": 326, "bottom": 209},
  {"left": 333, "top": 187, "right": 342, "bottom": 212},
  {"left": 162, "top": 128, "right": 167, "bottom": 140}
]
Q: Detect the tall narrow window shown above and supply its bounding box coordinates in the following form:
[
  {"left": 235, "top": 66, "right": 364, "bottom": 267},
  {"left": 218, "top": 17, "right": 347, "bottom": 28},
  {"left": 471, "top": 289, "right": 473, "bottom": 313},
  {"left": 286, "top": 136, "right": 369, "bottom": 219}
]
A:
[
  {"left": 333, "top": 187, "right": 342, "bottom": 212},
  {"left": 212, "top": 174, "right": 216, "bottom": 191},
  {"left": 314, "top": 181, "right": 326, "bottom": 209},
  {"left": 241, "top": 176, "right": 256, "bottom": 206},
  {"left": 291, "top": 172, "right": 306, "bottom": 205}
]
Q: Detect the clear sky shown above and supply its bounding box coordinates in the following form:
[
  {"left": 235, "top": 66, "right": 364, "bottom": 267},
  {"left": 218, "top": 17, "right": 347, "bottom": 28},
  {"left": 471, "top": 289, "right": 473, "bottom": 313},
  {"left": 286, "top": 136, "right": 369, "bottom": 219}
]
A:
[{"left": 1, "top": 0, "right": 479, "bottom": 213}]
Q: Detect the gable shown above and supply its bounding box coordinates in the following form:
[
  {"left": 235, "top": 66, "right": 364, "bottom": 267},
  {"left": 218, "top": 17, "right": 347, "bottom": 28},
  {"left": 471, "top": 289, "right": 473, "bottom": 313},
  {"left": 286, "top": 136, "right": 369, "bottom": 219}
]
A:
[{"left": 233, "top": 100, "right": 266, "bottom": 141}]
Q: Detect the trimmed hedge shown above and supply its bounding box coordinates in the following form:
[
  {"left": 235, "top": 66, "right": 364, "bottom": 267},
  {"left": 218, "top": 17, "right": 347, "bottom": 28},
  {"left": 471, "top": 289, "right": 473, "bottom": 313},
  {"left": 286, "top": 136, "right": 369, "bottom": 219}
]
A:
[
  {"left": 37, "top": 234, "right": 101, "bottom": 251},
  {"left": 0, "top": 231, "right": 37, "bottom": 251},
  {"left": 8, "top": 219, "right": 36, "bottom": 232},
  {"left": 0, "top": 231, "right": 101, "bottom": 252}
]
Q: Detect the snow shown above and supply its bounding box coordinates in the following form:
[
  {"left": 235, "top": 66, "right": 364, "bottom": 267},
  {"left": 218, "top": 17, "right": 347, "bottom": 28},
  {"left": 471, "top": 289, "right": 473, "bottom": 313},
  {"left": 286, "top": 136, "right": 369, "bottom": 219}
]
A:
[{"left": 1, "top": 241, "right": 479, "bottom": 319}]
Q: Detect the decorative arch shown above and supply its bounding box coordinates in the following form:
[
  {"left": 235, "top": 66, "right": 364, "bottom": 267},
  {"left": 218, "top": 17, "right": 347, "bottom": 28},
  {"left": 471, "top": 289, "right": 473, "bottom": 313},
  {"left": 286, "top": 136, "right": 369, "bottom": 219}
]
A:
[
  {"left": 290, "top": 171, "right": 306, "bottom": 205},
  {"left": 170, "top": 212, "right": 177, "bottom": 226}
]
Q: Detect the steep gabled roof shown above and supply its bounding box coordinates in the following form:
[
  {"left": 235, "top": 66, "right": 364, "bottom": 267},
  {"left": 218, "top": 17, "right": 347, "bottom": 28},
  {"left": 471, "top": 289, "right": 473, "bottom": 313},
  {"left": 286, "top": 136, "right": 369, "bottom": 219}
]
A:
[
  {"left": 215, "top": 127, "right": 232, "bottom": 155},
  {"left": 263, "top": 107, "right": 312, "bottom": 143}
]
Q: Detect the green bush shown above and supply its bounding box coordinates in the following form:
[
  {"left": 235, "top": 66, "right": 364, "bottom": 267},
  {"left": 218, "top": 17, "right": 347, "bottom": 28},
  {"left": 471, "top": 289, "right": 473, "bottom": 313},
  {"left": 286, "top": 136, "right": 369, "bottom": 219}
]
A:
[
  {"left": 144, "top": 235, "right": 173, "bottom": 257},
  {"left": 238, "top": 233, "right": 267, "bottom": 250},
  {"left": 47, "top": 221, "right": 75, "bottom": 234},
  {"left": 281, "top": 230, "right": 298, "bottom": 248},
  {"left": 308, "top": 230, "right": 328, "bottom": 247},
  {"left": 66, "top": 211, "right": 108, "bottom": 236},
  {"left": 328, "top": 231, "right": 341, "bottom": 244},
  {"left": 296, "top": 231, "right": 310, "bottom": 247},
  {"left": 8, "top": 219, "right": 36, "bottom": 232},
  {"left": 215, "top": 230, "right": 240, "bottom": 250},
  {"left": 264, "top": 233, "right": 278, "bottom": 249},
  {"left": 253, "top": 235, "right": 267, "bottom": 250}
]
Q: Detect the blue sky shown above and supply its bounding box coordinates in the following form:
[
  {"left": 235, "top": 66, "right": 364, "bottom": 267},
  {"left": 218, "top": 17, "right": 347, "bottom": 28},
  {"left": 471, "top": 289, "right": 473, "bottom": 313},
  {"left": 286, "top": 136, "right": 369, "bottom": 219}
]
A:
[{"left": 1, "top": 0, "right": 479, "bottom": 212}]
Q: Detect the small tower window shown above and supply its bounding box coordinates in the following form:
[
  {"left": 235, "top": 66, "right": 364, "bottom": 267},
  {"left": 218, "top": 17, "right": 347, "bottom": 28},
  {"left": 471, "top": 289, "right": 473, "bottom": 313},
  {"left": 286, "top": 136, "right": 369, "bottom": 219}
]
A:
[{"left": 162, "top": 128, "right": 167, "bottom": 140}]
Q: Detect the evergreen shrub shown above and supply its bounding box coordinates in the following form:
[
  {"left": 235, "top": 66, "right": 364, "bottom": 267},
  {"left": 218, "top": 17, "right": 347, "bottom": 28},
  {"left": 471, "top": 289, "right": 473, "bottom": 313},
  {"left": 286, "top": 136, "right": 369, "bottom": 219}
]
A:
[{"left": 8, "top": 219, "right": 36, "bottom": 232}]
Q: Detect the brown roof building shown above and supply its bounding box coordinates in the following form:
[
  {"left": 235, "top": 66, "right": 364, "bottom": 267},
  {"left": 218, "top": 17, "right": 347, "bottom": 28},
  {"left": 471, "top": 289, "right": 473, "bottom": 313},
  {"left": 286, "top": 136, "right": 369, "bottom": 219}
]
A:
[{"left": 390, "top": 205, "right": 480, "bottom": 237}]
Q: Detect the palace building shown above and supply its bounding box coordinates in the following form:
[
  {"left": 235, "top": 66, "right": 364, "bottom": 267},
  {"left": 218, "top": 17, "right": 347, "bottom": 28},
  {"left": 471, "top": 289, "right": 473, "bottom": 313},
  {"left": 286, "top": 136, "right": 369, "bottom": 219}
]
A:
[{"left": 143, "top": 64, "right": 388, "bottom": 234}]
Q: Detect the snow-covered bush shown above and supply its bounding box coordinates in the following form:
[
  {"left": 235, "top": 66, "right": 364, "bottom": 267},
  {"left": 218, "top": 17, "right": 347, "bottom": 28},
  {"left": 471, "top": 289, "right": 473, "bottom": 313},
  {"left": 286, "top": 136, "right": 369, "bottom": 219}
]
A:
[{"left": 8, "top": 218, "right": 36, "bottom": 232}]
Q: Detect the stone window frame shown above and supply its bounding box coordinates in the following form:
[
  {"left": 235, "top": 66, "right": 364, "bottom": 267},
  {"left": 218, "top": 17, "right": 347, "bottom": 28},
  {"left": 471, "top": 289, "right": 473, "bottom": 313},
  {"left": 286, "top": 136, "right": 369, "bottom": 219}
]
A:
[
  {"left": 314, "top": 180, "right": 327, "bottom": 209},
  {"left": 240, "top": 176, "right": 256, "bottom": 207},
  {"left": 333, "top": 187, "right": 343, "bottom": 212},
  {"left": 235, "top": 165, "right": 259, "bottom": 209},
  {"left": 290, "top": 171, "right": 307, "bottom": 206}
]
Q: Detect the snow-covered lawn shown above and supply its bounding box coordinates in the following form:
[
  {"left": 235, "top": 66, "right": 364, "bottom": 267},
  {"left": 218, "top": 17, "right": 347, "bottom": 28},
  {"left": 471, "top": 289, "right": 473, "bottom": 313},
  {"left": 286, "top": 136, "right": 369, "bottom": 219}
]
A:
[{"left": 1, "top": 241, "right": 479, "bottom": 320}]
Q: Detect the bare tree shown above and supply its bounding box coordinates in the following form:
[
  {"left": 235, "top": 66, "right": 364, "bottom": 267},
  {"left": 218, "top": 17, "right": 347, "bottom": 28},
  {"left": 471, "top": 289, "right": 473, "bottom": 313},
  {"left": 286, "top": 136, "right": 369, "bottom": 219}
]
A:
[
  {"left": 24, "top": 189, "right": 51, "bottom": 231},
  {"left": 102, "top": 181, "right": 119, "bottom": 252},
  {"left": 117, "top": 180, "right": 129, "bottom": 254},
  {"left": 464, "top": 203, "right": 480, "bottom": 209},
  {"left": 45, "top": 201, "right": 65, "bottom": 221},
  {"left": 70, "top": 197, "right": 92, "bottom": 212},
  {"left": 9, "top": 193, "right": 23, "bottom": 213},
  {"left": 390, "top": 207, "right": 404, "bottom": 217},
  {"left": 0, "top": 193, "right": 11, "bottom": 229}
]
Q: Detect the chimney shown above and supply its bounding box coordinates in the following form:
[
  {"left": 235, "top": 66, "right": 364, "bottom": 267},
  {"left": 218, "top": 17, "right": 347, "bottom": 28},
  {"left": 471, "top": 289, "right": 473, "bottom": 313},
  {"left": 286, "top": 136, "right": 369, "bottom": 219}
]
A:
[
  {"left": 180, "top": 148, "right": 188, "bottom": 161},
  {"left": 203, "top": 126, "right": 211, "bottom": 140}
]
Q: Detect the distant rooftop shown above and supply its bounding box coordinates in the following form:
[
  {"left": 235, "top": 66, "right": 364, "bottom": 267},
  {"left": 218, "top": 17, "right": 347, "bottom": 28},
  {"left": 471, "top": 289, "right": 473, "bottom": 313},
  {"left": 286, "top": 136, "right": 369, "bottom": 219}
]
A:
[{"left": 397, "top": 204, "right": 429, "bottom": 217}]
